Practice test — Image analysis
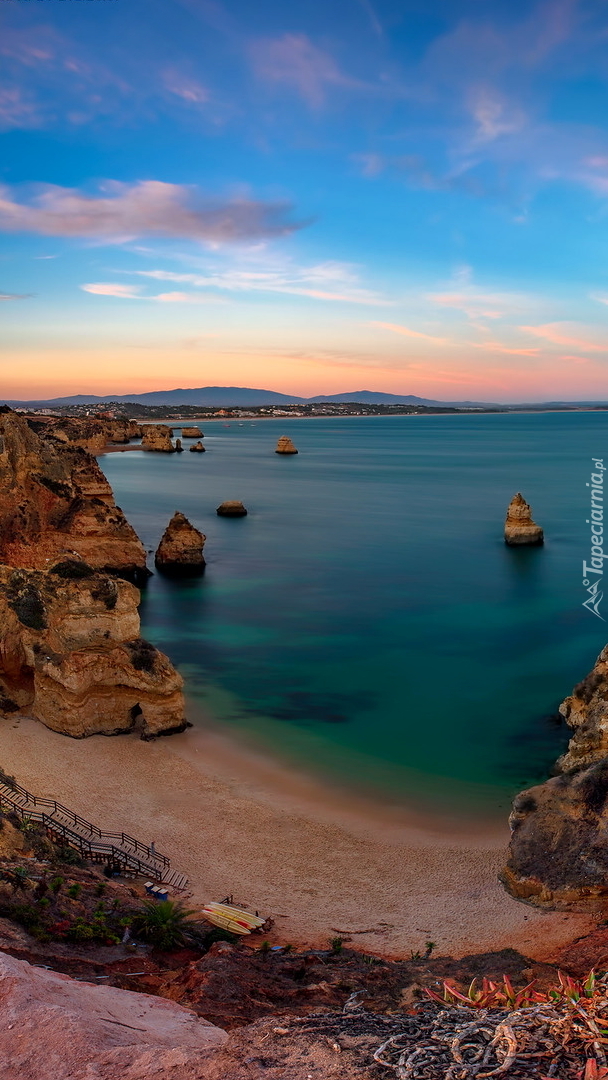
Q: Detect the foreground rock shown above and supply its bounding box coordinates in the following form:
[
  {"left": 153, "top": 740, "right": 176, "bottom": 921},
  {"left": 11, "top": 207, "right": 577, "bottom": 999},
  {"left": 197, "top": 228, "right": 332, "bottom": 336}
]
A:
[
  {"left": 141, "top": 425, "right": 175, "bottom": 453},
  {"left": 275, "top": 435, "right": 298, "bottom": 454},
  {"left": 504, "top": 646, "right": 608, "bottom": 907},
  {"left": 155, "top": 512, "right": 206, "bottom": 575},
  {"left": 181, "top": 426, "right": 203, "bottom": 438},
  {"left": 216, "top": 501, "right": 247, "bottom": 517},
  {"left": 504, "top": 493, "right": 544, "bottom": 545},
  {"left": 190, "top": 441, "right": 206, "bottom": 453},
  {"left": 0, "top": 408, "right": 148, "bottom": 583},
  {"left": 0, "top": 559, "right": 186, "bottom": 737},
  {"left": 0, "top": 950, "right": 226, "bottom": 1080}
]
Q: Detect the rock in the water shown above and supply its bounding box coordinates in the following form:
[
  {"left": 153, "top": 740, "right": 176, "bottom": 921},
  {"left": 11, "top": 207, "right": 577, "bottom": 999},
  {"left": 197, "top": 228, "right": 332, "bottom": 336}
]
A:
[
  {"left": 0, "top": 560, "right": 186, "bottom": 737},
  {"left": 275, "top": 435, "right": 298, "bottom": 455},
  {"left": 175, "top": 438, "right": 184, "bottom": 452},
  {"left": 141, "top": 425, "right": 176, "bottom": 453},
  {"left": 0, "top": 407, "right": 148, "bottom": 582},
  {"left": 557, "top": 645, "right": 608, "bottom": 772},
  {"left": 181, "top": 426, "right": 203, "bottom": 438},
  {"left": 155, "top": 512, "right": 205, "bottom": 576},
  {"left": 190, "top": 441, "right": 206, "bottom": 453},
  {"left": 504, "top": 493, "right": 543, "bottom": 545},
  {"left": 0, "top": 950, "right": 226, "bottom": 1080},
  {"left": 216, "top": 501, "right": 247, "bottom": 517}
]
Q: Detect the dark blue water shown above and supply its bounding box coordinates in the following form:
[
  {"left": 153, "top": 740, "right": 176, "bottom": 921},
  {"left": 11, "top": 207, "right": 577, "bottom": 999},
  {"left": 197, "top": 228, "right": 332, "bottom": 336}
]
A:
[{"left": 100, "top": 412, "right": 608, "bottom": 816}]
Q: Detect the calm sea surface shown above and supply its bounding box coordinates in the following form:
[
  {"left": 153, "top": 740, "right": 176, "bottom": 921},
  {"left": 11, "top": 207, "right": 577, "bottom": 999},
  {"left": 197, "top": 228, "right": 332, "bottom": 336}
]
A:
[{"left": 100, "top": 412, "right": 608, "bottom": 818}]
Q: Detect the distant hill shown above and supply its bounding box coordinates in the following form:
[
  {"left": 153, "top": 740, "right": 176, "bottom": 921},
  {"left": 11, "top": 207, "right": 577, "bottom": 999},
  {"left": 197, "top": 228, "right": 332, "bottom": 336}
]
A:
[{"left": 0, "top": 385, "right": 500, "bottom": 408}]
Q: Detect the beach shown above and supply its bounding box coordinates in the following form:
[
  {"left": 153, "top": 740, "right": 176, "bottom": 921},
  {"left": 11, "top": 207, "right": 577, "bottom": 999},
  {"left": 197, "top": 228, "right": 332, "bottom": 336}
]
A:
[{"left": 1, "top": 711, "right": 594, "bottom": 961}]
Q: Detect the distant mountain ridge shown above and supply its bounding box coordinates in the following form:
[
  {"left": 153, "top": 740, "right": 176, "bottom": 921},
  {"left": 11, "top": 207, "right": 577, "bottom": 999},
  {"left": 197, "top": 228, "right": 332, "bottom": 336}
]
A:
[{"left": 0, "top": 385, "right": 500, "bottom": 408}]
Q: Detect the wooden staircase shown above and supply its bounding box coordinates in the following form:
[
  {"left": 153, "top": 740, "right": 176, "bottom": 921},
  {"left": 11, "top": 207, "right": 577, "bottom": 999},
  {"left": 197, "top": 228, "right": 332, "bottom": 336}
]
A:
[{"left": 0, "top": 779, "right": 188, "bottom": 892}]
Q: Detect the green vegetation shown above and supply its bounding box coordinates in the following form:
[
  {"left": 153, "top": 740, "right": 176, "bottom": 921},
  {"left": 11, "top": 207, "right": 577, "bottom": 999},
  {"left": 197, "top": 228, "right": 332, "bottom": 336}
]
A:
[
  {"left": 329, "top": 936, "right": 344, "bottom": 954},
  {"left": 67, "top": 883, "right": 82, "bottom": 899},
  {"left": 427, "top": 970, "right": 599, "bottom": 1010},
  {"left": 130, "top": 900, "right": 195, "bottom": 950}
]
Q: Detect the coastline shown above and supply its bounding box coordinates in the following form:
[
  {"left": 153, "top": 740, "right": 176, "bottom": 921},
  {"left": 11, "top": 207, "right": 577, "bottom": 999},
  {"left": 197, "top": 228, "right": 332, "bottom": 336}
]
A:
[{"left": 0, "top": 711, "right": 594, "bottom": 961}]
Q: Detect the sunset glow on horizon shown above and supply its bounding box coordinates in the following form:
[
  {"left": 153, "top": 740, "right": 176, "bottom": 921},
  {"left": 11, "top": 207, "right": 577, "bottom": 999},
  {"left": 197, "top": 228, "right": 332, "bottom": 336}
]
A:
[{"left": 3, "top": 0, "right": 608, "bottom": 402}]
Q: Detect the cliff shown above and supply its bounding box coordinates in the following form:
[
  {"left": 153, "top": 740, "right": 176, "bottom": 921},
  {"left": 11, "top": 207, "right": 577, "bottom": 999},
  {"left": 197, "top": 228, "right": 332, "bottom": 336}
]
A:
[
  {"left": 0, "top": 408, "right": 148, "bottom": 583},
  {"left": 155, "top": 512, "right": 206, "bottom": 575},
  {"left": 0, "top": 559, "right": 186, "bottom": 737},
  {"left": 181, "top": 426, "right": 203, "bottom": 438},
  {"left": 504, "top": 646, "right": 608, "bottom": 906},
  {"left": 504, "top": 493, "right": 544, "bottom": 545},
  {"left": 141, "top": 425, "right": 175, "bottom": 453}
]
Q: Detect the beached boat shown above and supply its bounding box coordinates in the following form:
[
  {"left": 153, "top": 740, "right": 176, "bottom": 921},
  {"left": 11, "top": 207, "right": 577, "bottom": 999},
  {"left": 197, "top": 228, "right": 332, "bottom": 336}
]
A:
[{"left": 200, "top": 902, "right": 265, "bottom": 935}]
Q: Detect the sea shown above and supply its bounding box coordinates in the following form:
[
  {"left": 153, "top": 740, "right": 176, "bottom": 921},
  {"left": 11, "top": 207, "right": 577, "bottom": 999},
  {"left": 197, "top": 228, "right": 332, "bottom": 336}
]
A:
[{"left": 99, "top": 411, "right": 608, "bottom": 820}]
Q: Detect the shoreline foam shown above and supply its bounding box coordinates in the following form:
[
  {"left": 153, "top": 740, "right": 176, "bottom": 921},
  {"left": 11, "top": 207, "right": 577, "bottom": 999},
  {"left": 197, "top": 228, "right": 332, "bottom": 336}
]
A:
[{"left": 0, "top": 712, "right": 594, "bottom": 961}]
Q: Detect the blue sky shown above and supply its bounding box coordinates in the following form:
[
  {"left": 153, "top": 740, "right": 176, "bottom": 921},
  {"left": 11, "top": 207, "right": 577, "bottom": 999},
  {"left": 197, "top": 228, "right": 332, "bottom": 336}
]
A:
[{"left": 3, "top": 0, "right": 608, "bottom": 400}]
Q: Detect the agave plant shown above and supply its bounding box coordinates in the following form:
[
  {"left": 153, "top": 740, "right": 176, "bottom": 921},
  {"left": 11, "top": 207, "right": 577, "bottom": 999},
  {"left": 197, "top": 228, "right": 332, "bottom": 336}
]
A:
[
  {"left": 544, "top": 1059, "right": 608, "bottom": 1080},
  {"left": 426, "top": 969, "right": 599, "bottom": 1011}
]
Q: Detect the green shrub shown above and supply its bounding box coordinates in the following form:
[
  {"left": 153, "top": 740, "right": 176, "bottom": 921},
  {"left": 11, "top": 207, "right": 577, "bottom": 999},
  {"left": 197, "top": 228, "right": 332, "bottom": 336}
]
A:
[
  {"left": 130, "top": 900, "right": 195, "bottom": 951},
  {"left": 50, "top": 876, "right": 64, "bottom": 894},
  {"left": 329, "top": 937, "right": 344, "bottom": 955},
  {"left": 67, "top": 883, "right": 82, "bottom": 899}
]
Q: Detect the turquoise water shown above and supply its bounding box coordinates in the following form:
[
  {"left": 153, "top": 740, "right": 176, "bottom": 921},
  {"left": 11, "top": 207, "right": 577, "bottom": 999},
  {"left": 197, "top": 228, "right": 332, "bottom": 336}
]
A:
[{"left": 100, "top": 413, "right": 608, "bottom": 817}]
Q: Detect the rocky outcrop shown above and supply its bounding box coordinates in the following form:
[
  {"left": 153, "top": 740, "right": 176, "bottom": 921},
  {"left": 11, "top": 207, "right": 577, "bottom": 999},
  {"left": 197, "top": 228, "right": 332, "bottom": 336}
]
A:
[
  {"left": 175, "top": 438, "right": 184, "bottom": 453},
  {"left": 27, "top": 416, "right": 109, "bottom": 455},
  {"left": 181, "top": 426, "right": 203, "bottom": 438},
  {"left": 504, "top": 493, "right": 543, "bottom": 546},
  {"left": 155, "top": 513, "right": 205, "bottom": 576},
  {"left": 0, "top": 408, "right": 148, "bottom": 583},
  {"left": 504, "top": 645, "right": 608, "bottom": 907},
  {"left": 0, "top": 950, "right": 226, "bottom": 1080},
  {"left": 190, "top": 441, "right": 206, "bottom": 453},
  {"left": 105, "top": 418, "right": 144, "bottom": 444},
  {"left": 275, "top": 435, "right": 298, "bottom": 455},
  {"left": 216, "top": 501, "right": 247, "bottom": 517},
  {"left": 0, "top": 559, "right": 186, "bottom": 737},
  {"left": 141, "top": 425, "right": 175, "bottom": 453}
]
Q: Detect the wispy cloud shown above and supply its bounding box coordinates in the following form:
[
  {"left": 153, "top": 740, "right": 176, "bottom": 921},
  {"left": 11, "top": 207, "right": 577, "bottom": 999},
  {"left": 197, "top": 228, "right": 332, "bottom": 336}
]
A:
[
  {"left": 250, "top": 34, "right": 363, "bottom": 108},
  {"left": 0, "top": 292, "right": 32, "bottom": 301},
  {"left": 81, "top": 283, "right": 144, "bottom": 298},
  {"left": 162, "top": 69, "right": 209, "bottom": 105},
  {"left": 470, "top": 340, "right": 541, "bottom": 356},
  {"left": 367, "top": 321, "right": 447, "bottom": 344},
  {"left": 521, "top": 322, "right": 608, "bottom": 351},
  {"left": 81, "top": 282, "right": 226, "bottom": 303},
  {"left": 0, "top": 181, "right": 305, "bottom": 244},
  {"left": 468, "top": 86, "right": 527, "bottom": 144},
  {"left": 128, "top": 259, "right": 389, "bottom": 305}
]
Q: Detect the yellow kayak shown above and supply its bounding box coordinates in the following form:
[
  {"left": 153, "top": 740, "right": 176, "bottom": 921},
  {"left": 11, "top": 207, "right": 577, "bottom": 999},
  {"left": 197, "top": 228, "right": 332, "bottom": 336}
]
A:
[{"left": 200, "top": 902, "right": 265, "bottom": 935}]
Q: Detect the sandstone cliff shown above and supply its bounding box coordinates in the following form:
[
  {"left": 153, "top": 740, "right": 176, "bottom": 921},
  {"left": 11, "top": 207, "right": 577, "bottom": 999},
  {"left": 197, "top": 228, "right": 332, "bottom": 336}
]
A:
[
  {"left": 181, "top": 426, "right": 203, "bottom": 438},
  {"left": 0, "top": 559, "right": 186, "bottom": 737},
  {"left": 504, "top": 493, "right": 544, "bottom": 545},
  {"left": 155, "top": 512, "right": 206, "bottom": 575},
  {"left": 141, "top": 425, "right": 175, "bottom": 453},
  {"left": 504, "top": 645, "right": 608, "bottom": 906},
  {"left": 190, "top": 441, "right": 206, "bottom": 453},
  {"left": 275, "top": 435, "right": 298, "bottom": 455},
  {"left": 0, "top": 950, "right": 226, "bottom": 1080},
  {"left": 216, "top": 501, "right": 247, "bottom": 517},
  {"left": 0, "top": 408, "right": 148, "bottom": 583}
]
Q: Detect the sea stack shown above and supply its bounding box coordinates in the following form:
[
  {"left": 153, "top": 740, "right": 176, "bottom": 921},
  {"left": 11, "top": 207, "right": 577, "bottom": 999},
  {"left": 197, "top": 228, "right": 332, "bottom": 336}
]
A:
[
  {"left": 216, "top": 501, "right": 247, "bottom": 517},
  {"left": 181, "top": 426, "right": 203, "bottom": 438},
  {"left": 190, "top": 441, "right": 206, "bottom": 453},
  {"left": 175, "top": 438, "right": 184, "bottom": 453},
  {"left": 155, "top": 512, "right": 205, "bottom": 576},
  {"left": 141, "top": 425, "right": 175, "bottom": 453},
  {"left": 275, "top": 435, "right": 298, "bottom": 455},
  {"left": 504, "top": 493, "right": 543, "bottom": 546}
]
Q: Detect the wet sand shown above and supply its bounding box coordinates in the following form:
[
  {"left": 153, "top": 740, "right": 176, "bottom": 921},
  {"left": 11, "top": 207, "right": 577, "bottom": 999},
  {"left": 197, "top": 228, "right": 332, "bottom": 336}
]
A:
[{"left": 0, "top": 713, "right": 594, "bottom": 960}]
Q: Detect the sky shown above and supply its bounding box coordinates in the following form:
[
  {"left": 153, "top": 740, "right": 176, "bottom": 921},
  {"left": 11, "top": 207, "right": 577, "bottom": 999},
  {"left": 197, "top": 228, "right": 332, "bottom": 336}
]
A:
[{"left": 4, "top": 1, "right": 608, "bottom": 401}]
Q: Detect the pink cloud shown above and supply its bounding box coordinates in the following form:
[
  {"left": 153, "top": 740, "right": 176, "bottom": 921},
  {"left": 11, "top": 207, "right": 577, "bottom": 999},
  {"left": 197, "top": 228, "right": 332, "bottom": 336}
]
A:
[
  {"left": 250, "top": 34, "right": 359, "bottom": 108},
  {"left": 368, "top": 321, "right": 447, "bottom": 344},
  {"left": 81, "top": 283, "right": 143, "bottom": 298},
  {"left": 0, "top": 181, "right": 304, "bottom": 243},
  {"left": 521, "top": 322, "right": 608, "bottom": 351},
  {"left": 471, "top": 341, "right": 540, "bottom": 355},
  {"left": 162, "top": 69, "right": 209, "bottom": 105},
  {"left": 0, "top": 88, "right": 42, "bottom": 131}
]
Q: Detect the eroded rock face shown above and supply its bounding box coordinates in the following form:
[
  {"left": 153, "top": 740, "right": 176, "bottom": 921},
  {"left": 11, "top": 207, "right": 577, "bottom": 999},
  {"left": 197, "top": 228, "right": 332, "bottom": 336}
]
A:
[
  {"left": 181, "top": 426, "right": 203, "bottom": 438},
  {"left": 0, "top": 560, "right": 186, "bottom": 737},
  {"left": 504, "top": 646, "right": 608, "bottom": 907},
  {"left": 105, "top": 418, "right": 144, "bottom": 444},
  {"left": 141, "top": 425, "right": 175, "bottom": 453},
  {"left": 275, "top": 435, "right": 298, "bottom": 455},
  {"left": 0, "top": 408, "right": 148, "bottom": 582},
  {"left": 155, "top": 513, "right": 206, "bottom": 576},
  {"left": 504, "top": 493, "right": 544, "bottom": 546},
  {"left": 0, "top": 950, "right": 226, "bottom": 1080},
  {"left": 216, "top": 501, "right": 247, "bottom": 517},
  {"left": 190, "top": 441, "right": 206, "bottom": 453}
]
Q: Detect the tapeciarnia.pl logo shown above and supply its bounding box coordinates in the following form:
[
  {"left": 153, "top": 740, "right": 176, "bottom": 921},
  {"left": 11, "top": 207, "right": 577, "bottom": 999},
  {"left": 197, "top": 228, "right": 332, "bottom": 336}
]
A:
[{"left": 583, "top": 458, "right": 606, "bottom": 620}]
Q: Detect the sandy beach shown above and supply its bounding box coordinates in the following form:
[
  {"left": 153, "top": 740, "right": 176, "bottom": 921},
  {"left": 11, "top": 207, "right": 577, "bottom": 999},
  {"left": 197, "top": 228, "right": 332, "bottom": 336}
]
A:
[{"left": 0, "top": 710, "right": 594, "bottom": 962}]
